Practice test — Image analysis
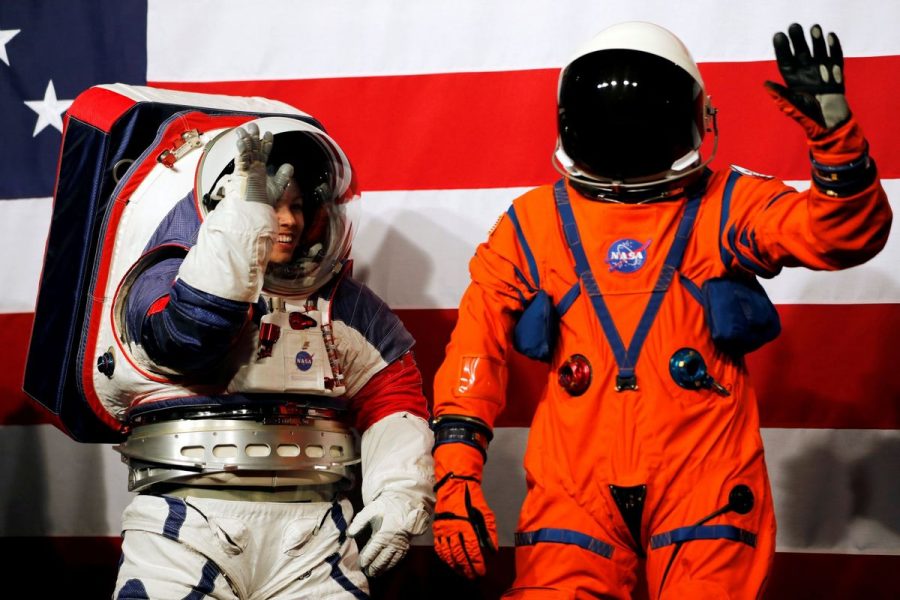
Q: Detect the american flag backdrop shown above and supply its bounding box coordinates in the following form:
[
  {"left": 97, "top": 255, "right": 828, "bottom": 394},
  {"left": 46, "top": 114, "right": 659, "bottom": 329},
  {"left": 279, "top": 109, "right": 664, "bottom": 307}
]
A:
[{"left": 1, "top": 1, "right": 898, "bottom": 598}]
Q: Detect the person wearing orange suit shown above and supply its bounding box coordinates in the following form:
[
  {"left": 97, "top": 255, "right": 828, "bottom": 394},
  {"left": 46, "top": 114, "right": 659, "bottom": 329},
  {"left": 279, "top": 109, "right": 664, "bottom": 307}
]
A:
[{"left": 430, "top": 22, "right": 891, "bottom": 599}]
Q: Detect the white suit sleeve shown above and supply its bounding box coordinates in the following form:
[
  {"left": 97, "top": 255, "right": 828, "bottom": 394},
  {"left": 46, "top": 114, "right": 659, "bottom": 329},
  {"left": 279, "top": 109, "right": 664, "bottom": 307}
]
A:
[
  {"left": 347, "top": 411, "right": 435, "bottom": 576},
  {"left": 359, "top": 411, "right": 435, "bottom": 509},
  {"left": 177, "top": 196, "right": 276, "bottom": 302}
]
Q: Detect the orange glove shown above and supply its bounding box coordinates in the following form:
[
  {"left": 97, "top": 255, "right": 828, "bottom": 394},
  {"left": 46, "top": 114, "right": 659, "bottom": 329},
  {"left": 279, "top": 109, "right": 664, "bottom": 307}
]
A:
[{"left": 432, "top": 443, "right": 498, "bottom": 578}]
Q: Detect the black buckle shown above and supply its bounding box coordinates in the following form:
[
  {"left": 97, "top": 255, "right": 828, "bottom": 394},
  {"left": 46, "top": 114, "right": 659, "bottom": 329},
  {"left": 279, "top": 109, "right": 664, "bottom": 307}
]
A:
[{"left": 615, "top": 374, "right": 638, "bottom": 391}]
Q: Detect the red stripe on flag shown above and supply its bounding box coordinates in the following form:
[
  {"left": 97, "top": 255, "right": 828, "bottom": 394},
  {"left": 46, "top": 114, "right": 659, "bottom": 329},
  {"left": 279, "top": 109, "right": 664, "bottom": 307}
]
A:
[
  {"left": 0, "top": 313, "right": 61, "bottom": 426},
  {"left": 150, "top": 55, "right": 900, "bottom": 191},
  {"left": 4, "top": 303, "right": 898, "bottom": 429},
  {"left": 747, "top": 303, "right": 900, "bottom": 429}
]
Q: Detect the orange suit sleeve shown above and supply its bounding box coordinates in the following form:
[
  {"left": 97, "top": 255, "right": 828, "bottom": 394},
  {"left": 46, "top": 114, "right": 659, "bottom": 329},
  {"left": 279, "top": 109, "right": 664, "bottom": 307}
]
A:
[
  {"left": 721, "top": 116, "right": 892, "bottom": 276},
  {"left": 433, "top": 201, "right": 540, "bottom": 428}
]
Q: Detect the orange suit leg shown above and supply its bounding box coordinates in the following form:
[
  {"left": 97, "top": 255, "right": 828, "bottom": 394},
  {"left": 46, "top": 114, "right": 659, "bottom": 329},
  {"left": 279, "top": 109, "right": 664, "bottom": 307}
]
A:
[{"left": 503, "top": 486, "right": 640, "bottom": 600}]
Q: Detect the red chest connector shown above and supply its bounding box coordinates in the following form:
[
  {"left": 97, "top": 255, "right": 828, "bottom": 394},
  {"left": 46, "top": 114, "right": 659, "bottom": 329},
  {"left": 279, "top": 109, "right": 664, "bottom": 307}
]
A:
[
  {"left": 257, "top": 322, "right": 281, "bottom": 359},
  {"left": 558, "top": 354, "right": 592, "bottom": 396}
]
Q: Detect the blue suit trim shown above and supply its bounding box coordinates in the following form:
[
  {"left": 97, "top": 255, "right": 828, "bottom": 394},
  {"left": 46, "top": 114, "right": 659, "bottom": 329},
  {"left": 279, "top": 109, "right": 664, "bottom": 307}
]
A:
[
  {"left": 555, "top": 282, "right": 581, "bottom": 317},
  {"left": 650, "top": 524, "right": 757, "bottom": 549},
  {"left": 329, "top": 276, "right": 416, "bottom": 367},
  {"left": 553, "top": 180, "right": 700, "bottom": 390},
  {"left": 140, "top": 278, "right": 252, "bottom": 373},
  {"left": 325, "top": 553, "right": 370, "bottom": 599},
  {"left": 115, "top": 579, "right": 149, "bottom": 600},
  {"left": 182, "top": 560, "right": 221, "bottom": 600},
  {"left": 507, "top": 205, "right": 541, "bottom": 290},
  {"left": 719, "top": 170, "right": 742, "bottom": 268},
  {"left": 143, "top": 193, "right": 201, "bottom": 252},
  {"left": 515, "top": 527, "right": 614, "bottom": 559},
  {"left": 330, "top": 501, "right": 348, "bottom": 544},
  {"left": 162, "top": 496, "right": 187, "bottom": 541},
  {"left": 678, "top": 272, "right": 703, "bottom": 304}
]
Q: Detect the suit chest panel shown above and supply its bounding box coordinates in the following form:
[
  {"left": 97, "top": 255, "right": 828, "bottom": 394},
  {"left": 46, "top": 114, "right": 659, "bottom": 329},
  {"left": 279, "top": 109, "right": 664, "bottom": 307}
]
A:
[{"left": 536, "top": 193, "right": 727, "bottom": 339}]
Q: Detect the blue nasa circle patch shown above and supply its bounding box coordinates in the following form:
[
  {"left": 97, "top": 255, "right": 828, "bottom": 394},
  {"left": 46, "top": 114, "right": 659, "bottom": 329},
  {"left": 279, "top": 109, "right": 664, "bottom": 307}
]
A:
[
  {"left": 606, "top": 238, "right": 652, "bottom": 273},
  {"left": 295, "top": 351, "right": 314, "bottom": 371}
]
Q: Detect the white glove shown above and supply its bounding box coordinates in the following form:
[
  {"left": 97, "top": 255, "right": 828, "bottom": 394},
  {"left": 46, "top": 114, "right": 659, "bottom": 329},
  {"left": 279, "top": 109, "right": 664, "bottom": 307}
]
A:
[
  {"left": 228, "top": 122, "right": 273, "bottom": 205},
  {"left": 207, "top": 124, "right": 294, "bottom": 206},
  {"left": 266, "top": 163, "right": 295, "bottom": 203},
  {"left": 347, "top": 492, "right": 430, "bottom": 577},
  {"left": 179, "top": 125, "right": 298, "bottom": 301},
  {"left": 348, "top": 411, "right": 435, "bottom": 577}
]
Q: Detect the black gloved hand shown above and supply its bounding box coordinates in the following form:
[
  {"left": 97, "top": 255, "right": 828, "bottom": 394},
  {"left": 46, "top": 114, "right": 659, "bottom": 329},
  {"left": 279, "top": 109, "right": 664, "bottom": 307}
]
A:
[{"left": 764, "top": 23, "right": 851, "bottom": 137}]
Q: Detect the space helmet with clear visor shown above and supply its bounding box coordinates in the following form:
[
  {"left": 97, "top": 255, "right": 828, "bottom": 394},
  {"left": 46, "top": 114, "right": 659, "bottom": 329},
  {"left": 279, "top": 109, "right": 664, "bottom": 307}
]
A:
[
  {"left": 554, "top": 22, "right": 717, "bottom": 200},
  {"left": 196, "top": 116, "right": 360, "bottom": 296}
]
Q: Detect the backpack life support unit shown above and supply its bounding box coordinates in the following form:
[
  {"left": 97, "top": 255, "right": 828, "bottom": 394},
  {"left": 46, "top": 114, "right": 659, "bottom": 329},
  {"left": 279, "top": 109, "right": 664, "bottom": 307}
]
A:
[{"left": 23, "top": 84, "right": 322, "bottom": 443}]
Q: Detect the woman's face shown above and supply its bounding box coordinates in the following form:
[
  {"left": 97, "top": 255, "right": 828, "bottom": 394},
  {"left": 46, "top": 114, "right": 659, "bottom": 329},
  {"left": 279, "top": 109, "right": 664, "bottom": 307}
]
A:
[{"left": 269, "top": 181, "right": 305, "bottom": 264}]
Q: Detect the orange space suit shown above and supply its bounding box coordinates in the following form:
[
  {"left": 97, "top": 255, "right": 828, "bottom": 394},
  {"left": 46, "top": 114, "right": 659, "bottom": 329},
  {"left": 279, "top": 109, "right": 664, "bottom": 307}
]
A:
[{"left": 430, "top": 22, "right": 891, "bottom": 599}]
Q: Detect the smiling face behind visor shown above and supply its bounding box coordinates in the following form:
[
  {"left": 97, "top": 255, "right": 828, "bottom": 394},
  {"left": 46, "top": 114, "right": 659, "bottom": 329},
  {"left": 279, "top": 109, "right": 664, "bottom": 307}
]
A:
[
  {"left": 197, "top": 116, "right": 360, "bottom": 297},
  {"left": 269, "top": 177, "right": 305, "bottom": 265}
]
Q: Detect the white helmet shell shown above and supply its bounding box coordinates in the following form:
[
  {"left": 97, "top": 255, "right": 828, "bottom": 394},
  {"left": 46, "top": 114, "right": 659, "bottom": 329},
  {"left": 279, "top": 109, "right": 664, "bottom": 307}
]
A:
[
  {"left": 561, "top": 22, "right": 704, "bottom": 94},
  {"left": 554, "top": 21, "right": 717, "bottom": 201}
]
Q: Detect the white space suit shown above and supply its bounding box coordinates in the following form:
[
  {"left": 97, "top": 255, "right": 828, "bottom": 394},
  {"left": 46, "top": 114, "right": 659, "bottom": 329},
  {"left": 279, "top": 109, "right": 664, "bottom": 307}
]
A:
[{"left": 106, "top": 117, "right": 434, "bottom": 599}]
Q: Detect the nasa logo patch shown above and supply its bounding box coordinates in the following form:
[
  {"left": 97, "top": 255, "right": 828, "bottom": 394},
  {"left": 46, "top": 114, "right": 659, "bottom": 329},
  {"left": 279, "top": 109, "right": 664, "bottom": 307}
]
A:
[
  {"left": 606, "top": 238, "right": 652, "bottom": 273},
  {"left": 295, "top": 351, "right": 314, "bottom": 371}
]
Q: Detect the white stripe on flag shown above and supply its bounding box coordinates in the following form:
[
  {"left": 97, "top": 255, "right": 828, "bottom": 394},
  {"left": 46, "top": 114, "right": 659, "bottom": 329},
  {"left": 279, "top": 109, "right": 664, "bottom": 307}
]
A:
[
  {"left": 147, "top": 0, "right": 900, "bottom": 82},
  {"left": 355, "top": 181, "right": 900, "bottom": 308},
  {"left": 762, "top": 427, "right": 900, "bottom": 555},
  {"left": 0, "top": 425, "right": 131, "bottom": 537},
  {"left": 0, "top": 197, "right": 52, "bottom": 314},
  {"left": 2, "top": 180, "right": 898, "bottom": 313}
]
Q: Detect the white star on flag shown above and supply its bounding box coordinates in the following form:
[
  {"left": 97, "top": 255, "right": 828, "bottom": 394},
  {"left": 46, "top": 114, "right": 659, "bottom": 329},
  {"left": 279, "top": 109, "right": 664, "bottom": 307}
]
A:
[
  {"left": 24, "top": 80, "right": 73, "bottom": 137},
  {"left": 0, "top": 29, "right": 19, "bottom": 66}
]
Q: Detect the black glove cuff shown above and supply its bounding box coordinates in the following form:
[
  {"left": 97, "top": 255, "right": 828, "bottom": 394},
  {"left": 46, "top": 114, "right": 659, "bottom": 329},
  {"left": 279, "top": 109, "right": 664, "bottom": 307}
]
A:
[
  {"left": 810, "top": 151, "right": 878, "bottom": 197},
  {"left": 431, "top": 415, "right": 493, "bottom": 461},
  {"left": 433, "top": 471, "right": 481, "bottom": 492}
]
